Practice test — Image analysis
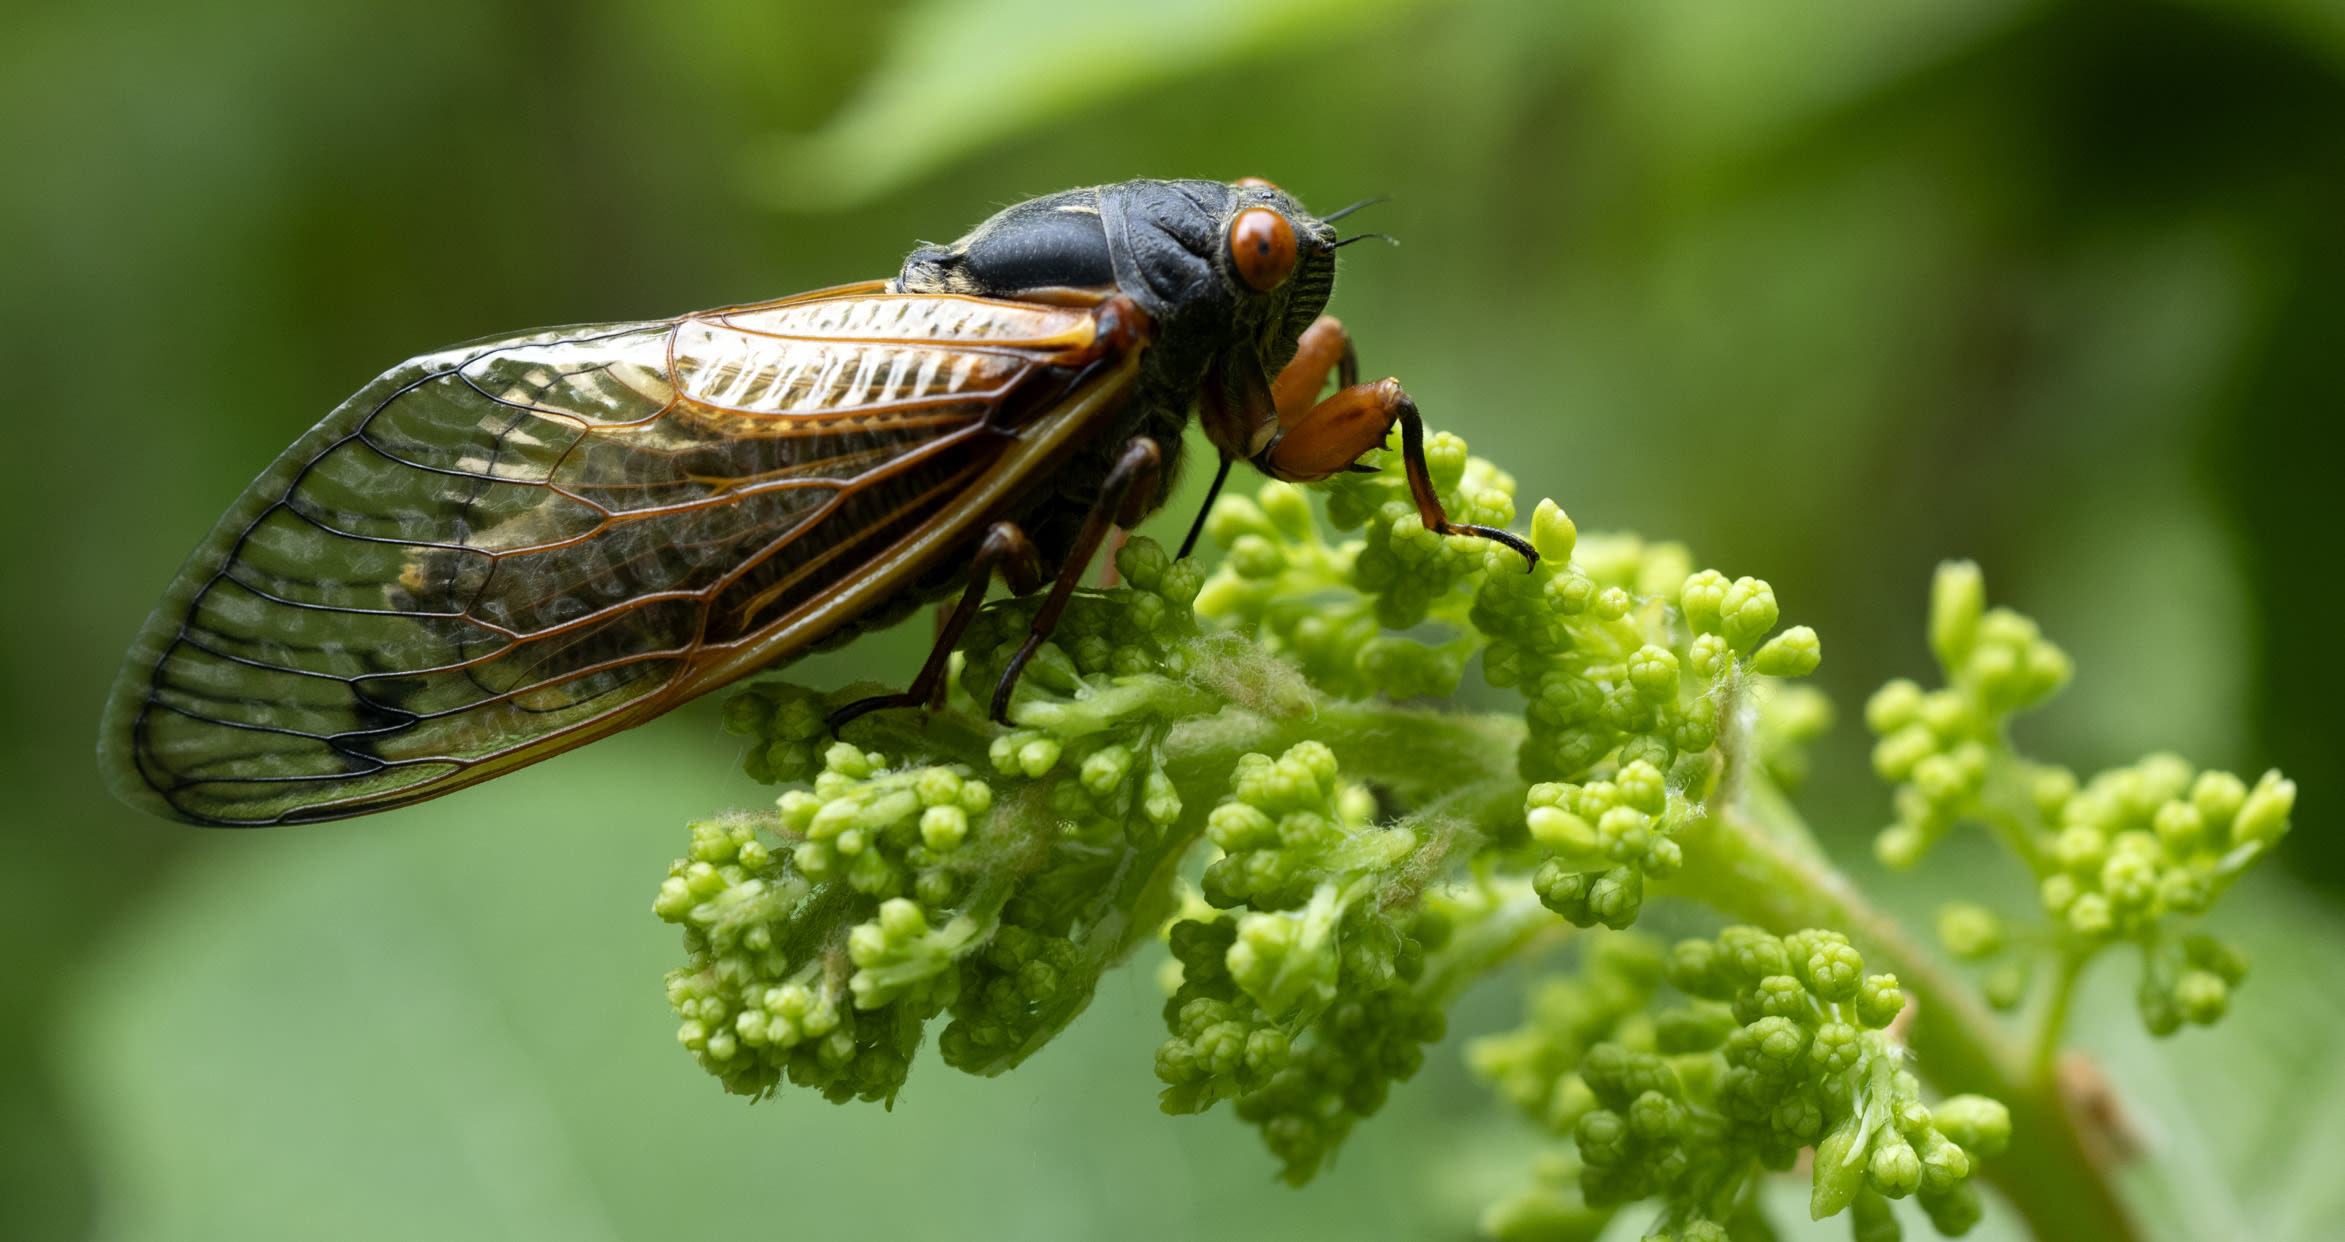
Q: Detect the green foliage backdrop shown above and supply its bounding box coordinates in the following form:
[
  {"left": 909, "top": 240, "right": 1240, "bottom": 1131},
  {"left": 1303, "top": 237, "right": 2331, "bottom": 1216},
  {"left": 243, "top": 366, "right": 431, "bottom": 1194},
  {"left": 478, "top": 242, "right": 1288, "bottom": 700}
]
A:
[{"left": 2, "top": 0, "right": 2339, "bottom": 1237}]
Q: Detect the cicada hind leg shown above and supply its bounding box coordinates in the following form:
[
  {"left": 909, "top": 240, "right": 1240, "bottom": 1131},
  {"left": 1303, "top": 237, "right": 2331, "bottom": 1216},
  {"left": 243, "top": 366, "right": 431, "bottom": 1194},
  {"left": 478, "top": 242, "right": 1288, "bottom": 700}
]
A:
[
  {"left": 1254, "top": 315, "right": 1537, "bottom": 569},
  {"left": 827, "top": 523, "right": 1043, "bottom": 730},
  {"left": 828, "top": 437, "right": 1164, "bottom": 731}
]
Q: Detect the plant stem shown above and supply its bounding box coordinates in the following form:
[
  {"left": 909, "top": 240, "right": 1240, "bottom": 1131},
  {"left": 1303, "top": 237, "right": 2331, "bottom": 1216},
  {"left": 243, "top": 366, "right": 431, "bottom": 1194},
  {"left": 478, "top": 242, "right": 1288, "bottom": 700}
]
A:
[{"left": 2032, "top": 952, "right": 2087, "bottom": 1085}]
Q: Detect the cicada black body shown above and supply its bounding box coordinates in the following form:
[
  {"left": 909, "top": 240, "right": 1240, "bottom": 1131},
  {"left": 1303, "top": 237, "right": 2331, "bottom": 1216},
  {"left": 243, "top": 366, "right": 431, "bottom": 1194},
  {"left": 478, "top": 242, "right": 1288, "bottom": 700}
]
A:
[{"left": 101, "top": 178, "right": 1532, "bottom": 825}]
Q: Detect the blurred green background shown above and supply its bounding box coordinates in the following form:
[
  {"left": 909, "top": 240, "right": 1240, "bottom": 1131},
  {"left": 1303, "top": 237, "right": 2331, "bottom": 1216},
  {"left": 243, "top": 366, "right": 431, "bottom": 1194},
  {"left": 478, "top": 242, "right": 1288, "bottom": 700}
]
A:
[{"left": 5, "top": 0, "right": 2342, "bottom": 1238}]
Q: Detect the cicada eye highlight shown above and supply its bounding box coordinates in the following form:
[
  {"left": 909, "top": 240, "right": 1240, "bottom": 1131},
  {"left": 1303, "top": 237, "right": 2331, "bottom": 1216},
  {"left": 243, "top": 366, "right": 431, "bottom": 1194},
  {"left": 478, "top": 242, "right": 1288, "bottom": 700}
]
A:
[{"left": 1230, "top": 208, "right": 1298, "bottom": 292}]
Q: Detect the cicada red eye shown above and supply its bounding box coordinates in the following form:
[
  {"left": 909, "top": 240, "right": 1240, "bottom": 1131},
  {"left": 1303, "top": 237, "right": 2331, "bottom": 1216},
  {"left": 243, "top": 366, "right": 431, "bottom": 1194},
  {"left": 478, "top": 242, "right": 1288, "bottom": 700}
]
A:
[
  {"left": 1230, "top": 207, "right": 1298, "bottom": 292},
  {"left": 1234, "top": 176, "right": 1280, "bottom": 190}
]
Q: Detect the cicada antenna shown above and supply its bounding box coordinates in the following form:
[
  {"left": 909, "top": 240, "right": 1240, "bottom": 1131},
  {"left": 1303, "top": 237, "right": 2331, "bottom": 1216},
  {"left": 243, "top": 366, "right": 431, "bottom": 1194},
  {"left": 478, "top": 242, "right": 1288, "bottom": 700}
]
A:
[{"left": 1320, "top": 195, "right": 1390, "bottom": 223}]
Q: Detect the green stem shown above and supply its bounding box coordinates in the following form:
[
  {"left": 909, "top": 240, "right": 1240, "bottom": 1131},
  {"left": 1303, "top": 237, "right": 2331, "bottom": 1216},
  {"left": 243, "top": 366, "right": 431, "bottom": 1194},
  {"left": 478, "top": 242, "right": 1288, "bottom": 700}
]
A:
[
  {"left": 2031, "top": 952, "right": 2087, "bottom": 1085},
  {"left": 1665, "top": 801, "right": 2139, "bottom": 1242},
  {"left": 1980, "top": 746, "right": 2053, "bottom": 877},
  {"left": 1420, "top": 878, "right": 1567, "bottom": 1005}
]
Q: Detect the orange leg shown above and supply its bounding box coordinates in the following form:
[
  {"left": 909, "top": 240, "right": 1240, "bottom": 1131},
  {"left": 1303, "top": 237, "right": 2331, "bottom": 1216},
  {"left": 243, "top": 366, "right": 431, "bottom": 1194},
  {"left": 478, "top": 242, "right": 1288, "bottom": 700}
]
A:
[
  {"left": 1179, "top": 316, "right": 1357, "bottom": 558},
  {"left": 1271, "top": 315, "right": 1359, "bottom": 425},
  {"left": 1263, "top": 370, "right": 1538, "bottom": 570}
]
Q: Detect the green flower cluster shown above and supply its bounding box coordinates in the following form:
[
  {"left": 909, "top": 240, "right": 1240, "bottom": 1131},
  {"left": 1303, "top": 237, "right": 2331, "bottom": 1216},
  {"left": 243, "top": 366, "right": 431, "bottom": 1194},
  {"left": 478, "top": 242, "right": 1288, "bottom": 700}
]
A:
[
  {"left": 1195, "top": 432, "right": 1513, "bottom": 702},
  {"left": 1867, "top": 561, "right": 2074, "bottom": 868},
  {"left": 1491, "top": 535, "right": 1823, "bottom": 931},
  {"left": 1472, "top": 929, "right": 2003, "bottom": 1241},
  {"left": 1523, "top": 760, "right": 1684, "bottom": 930},
  {"left": 665, "top": 538, "right": 1234, "bottom": 1099},
  {"left": 1155, "top": 741, "right": 1453, "bottom": 1184},
  {"left": 1869, "top": 562, "right": 2294, "bottom": 1035},
  {"left": 1195, "top": 440, "right": 1823, "bottom": 942},
  {"left": 656, "top": 785, "right": 971, "bottom": 1104},
  {"left": 1477, "top": 518, "right": 1820, "bottom": 788}
]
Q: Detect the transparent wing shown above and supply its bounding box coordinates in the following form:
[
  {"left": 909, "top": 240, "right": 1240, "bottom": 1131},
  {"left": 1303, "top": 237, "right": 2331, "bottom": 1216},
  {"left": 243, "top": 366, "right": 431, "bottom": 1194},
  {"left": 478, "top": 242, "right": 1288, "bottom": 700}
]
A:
[{"left": 101, "top": 287, "right": 1133, "bottom": 824}]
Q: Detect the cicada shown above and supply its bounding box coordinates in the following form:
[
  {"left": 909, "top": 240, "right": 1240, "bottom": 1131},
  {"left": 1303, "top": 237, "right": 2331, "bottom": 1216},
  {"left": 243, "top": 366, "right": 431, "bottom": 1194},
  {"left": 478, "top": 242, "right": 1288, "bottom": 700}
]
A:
[{"left": 101, "top": 178, "right": 1533, "bottom": 825}]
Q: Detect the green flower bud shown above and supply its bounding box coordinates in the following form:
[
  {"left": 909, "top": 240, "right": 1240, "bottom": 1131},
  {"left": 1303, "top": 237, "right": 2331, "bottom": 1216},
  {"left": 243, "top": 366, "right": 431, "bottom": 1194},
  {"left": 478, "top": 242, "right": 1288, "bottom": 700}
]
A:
[
  {"left": 1753, "top": 626, "right": 1821, "bottom": 677},
  {"left": 1717, "top": 927, "right": 1790, "bottom": 985},
  {"left": 1811, "top": 1118, "right": 1868, "bottom": 1219},
  {"left": 1548, "top": 571, "right": 1597, "bottom": 616},
  {"left": 2053, "top": 824, "right": 2108, "bottom": 874},
  {"left": 919, "top": 804, "right": 968, "bottom": 852},
  {"left": 1929, "top": 560, "right": 1986, "bottom": 672},
  {"left": 1874, "top": 822, "right": 1928, "bottom": 871},
  {"left": 1679, "top": 570, "right": 1729, "bottom": 636},
  {"left": 2230, "top": 769, "right": 2296, "bottom": 850},
  {"left": 1983, "top": 962, "right": 2029, "bottom": 1011},
  {"left": 1933, "top": 1095, "right": 2010, "bottom": 1157},
  {"left": 1627, "top": 1089, "right": 1685, "bottom": 1140},
  {"left": 2174, "top": 968, "right": 2229, "bottom": 1025},
  {"left": 1738, "top": 1015, "right": 1813, "bottom": 1079},
  {"left": 2066, "top": 892, "right": 2114, "bottom": 938},
  {"left": 1935, "top": 903, "right": 2004, "bottom": 961},
  {"left": 1717, "top": 577, "right": 1780, "bottom": 650},
  {"left": 1528, "top": 806, "right": 1600, "bottom": 859},
  {"left": 1079, "top": 745, "right": 1135, "bottom": 798},
  {"left": 1687, "top": 633, "right": 1733, "bottom": 681},
  {"left": 1587, "top": 866, "right": 1644, "bottom": 930},
  {"left": 1784, "top": 929, "right": 1865, "bottom": 1003},
  {"left": 2152, "top": 799, "right": 2206, "bottom": 858},
  {"left": 1627, "top": 645, "right": 1682, "bottom": 701},
  {"left": 2038, "top": 872, "right": 2079, "bottom": 914},
  {"left": 1256, "top": 481, "right": 1313, "bottom": 541},
  {"left": 2032, "top": 765, "right": 2079, "bottom": 819},
  {"left": 1530, "top": 497, "right": 1579, "bottom": 564},
  {"left": 1865, "top": 679, "right": 1925, "bottom": 735},
  {"left": 2189, "top": 769, "right": 2248, "bottom": 832},
  {"left": 1809, "top": 1022, "right": 1864, "bottom": 1074},
  {"left": 1615, "top": 760, "right": 1667, "bottom": 815},
  {"left": 1228, "top": 533, "right": 1286, "bottom": 580},
  {"left": 1654, "top": 1004, "right": 1737, "bottom": 1053},
  {"left": 1575, "top": 1107, "right": 1630, "bottom": 1167},
  {"left": 1872, "top": 724, "right": 1939, "bottom": 784},
  {"left": 1643, "top": 836, "right": 1683, "bottom": 877},
  {"left": 1142, "top": 767, "right": 1181, "bottom": 826},
  {"left": 1667, "top": 939, "right": 1732, "bottom": 1001},
  {"left": 1856, "top": 975, "right": 1905, "bottom": 1029},
  {"left": 1205, "top": 494, "right": 1276, "bottom": 546},
  {"left": 1868, "top": 1135, "right": 1922, "bottom": 1198},
  {"left": 1754, "top": 975, "right": 1812, "bottom": 1020}
]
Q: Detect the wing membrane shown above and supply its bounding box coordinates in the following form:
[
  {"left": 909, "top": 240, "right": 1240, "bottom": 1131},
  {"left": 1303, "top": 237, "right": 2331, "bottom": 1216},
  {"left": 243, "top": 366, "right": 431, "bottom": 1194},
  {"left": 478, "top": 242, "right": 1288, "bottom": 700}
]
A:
[{"left": 102, "top": 289, "right": 1133, "bottom": 824}]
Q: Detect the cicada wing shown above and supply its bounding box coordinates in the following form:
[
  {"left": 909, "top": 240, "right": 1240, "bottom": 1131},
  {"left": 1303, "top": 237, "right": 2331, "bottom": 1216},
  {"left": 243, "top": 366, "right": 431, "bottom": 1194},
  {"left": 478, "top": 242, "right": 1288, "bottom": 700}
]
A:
[{"left": 101, "top": 289, "right": 1137, "bottom": 825}]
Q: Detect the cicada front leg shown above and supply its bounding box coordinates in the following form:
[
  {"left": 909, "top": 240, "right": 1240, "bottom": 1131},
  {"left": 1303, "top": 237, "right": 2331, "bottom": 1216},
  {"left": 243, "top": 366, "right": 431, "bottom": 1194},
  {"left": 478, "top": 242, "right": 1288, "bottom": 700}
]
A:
[
  {"left": 1257, "top": 317, "right": 1537, "bottom": 569},
  {"left": 1177, "top": 316, "right": 1361, "bottom": 559}
]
